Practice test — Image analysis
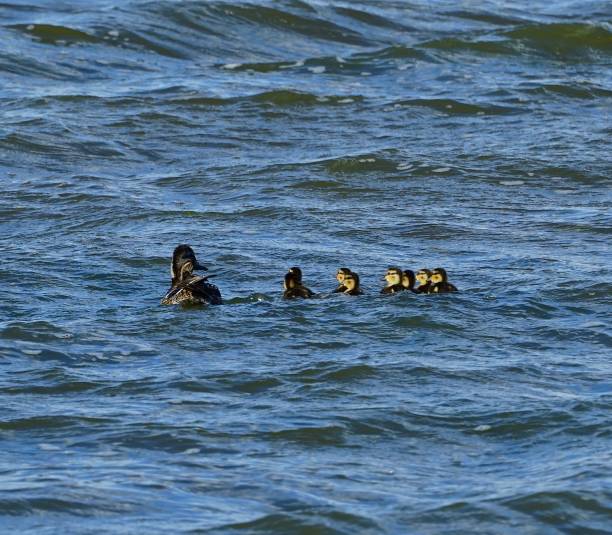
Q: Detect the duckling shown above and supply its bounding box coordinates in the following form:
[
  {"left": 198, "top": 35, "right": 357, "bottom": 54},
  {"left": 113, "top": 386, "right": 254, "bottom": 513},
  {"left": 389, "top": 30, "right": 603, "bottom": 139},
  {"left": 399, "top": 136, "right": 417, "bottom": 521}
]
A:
[
  {"left": 161, "top": 244, "right": 222, "bottom": 305},
  {"left": 283, "top": 268, "right": 314, "bottom": 299},
  {"left": 342, "top": 271, "right": 363, "bottom": 296},
  {"left": 414, "top": 268, "right": 432, "bottom": 294},
  {"left": 428, "top": 267, "right": 458, "bottom": 294},
  {"left": 401, "top": 269, "right": 417, "bottom": 293},
  {"left": 333, "top": 267, "right": 352, "bottom": 293},
  {"left": 381, "top": 266, "right": 404, "bottom": 294},
  {"left": 288, "top": 266, "right": 303, "bottom": 283}
]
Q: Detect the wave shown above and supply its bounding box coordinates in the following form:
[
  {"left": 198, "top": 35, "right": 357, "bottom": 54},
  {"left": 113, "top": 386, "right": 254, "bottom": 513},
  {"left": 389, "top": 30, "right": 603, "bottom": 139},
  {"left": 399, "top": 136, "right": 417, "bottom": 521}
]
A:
[
  {"left": 171, "top": 90, "right": 363, "bottom": 108},
  {"left": 505, "top": 22, "right": 612, "bottom": 55},
  {"left": 423, "top": 22, "right": 612, "bottom": 59},
  {"left": 392, "top": 97, "right": 518, "bottom": 115},
  {"left": 521, "top": 83, "right": 612, "bottom": 99},
  {"left": 204, "top": 3, "right": 371, "bottom": 46}
]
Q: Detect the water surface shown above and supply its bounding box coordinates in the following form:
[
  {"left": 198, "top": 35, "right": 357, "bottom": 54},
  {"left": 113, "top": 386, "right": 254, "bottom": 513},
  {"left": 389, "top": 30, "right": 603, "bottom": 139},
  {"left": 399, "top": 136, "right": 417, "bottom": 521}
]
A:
[{"left": 1, "top": 0, "right": 611, "bottom": 533}]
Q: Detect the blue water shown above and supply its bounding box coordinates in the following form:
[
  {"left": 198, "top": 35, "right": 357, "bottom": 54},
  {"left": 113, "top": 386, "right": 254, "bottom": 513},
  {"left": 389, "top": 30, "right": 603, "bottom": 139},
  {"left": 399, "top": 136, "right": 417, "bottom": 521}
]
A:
[{"left": 1, "top": 0, "right": 611, "bottom": 533}]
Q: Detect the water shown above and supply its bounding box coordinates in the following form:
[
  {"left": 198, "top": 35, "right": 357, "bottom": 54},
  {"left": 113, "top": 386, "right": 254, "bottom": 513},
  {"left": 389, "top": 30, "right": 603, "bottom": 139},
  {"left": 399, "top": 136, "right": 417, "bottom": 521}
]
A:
[{"left": 1, "top": 0, "right": 611, "bottom": 532}]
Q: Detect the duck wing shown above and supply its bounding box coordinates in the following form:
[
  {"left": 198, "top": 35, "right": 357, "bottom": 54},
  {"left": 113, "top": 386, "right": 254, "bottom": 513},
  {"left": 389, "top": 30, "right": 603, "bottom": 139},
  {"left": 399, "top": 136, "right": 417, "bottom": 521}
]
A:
[
  {"left": 161, "top": 275, "right": 222, "bottom": 305},
  {"left": 188, "top": 278, "right": 223, "bottom": 305}
]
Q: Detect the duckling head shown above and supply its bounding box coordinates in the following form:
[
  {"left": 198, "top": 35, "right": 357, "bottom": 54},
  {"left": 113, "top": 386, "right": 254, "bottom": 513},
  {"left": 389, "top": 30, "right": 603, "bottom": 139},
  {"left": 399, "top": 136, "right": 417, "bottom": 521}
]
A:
[
  {"left": 402, "top": 270, "right": 416, "bottom": 290},
  {"left": 336, "top": 267, "right": 351, "bottom": 284},
  {"left": 384, "top": 267, "right": 402, "bottom": 287},
  {"left": 430, "top": 267, "right": 447, "bottom": 284},
  {"left": 343, "top": 271, "right": 359, "bottom": 293},
  {"left": 288, "top": 266, "right": 303, "bottom": 283},
  {"left": 416, "top": 268, "right": 432, "bottom": 286},
  {"left": 171, "top": 244, "right": 207, "bottom": 284}
]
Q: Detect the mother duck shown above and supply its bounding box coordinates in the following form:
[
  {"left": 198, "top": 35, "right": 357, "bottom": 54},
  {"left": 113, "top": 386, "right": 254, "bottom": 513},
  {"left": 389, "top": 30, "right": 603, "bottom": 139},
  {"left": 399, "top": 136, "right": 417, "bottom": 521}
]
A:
[{"left": 161, "top": 244, "right": 222, "bottom": 305}]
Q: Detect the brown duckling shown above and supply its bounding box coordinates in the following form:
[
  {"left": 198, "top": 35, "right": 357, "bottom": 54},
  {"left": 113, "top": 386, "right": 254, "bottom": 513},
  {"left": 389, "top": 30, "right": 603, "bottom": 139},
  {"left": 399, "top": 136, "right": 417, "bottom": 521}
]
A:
[
  {"left": 283, "top": 268, "right": 315, "bottom": 299},
  {"left": 381, "top": 266, "right": 404, "bottom": 294},
  {"left": 414, "top": 268, "right": 432, "bottom": 294},
  {"left": 342, "top": 271, "right": 363, "bottom": 296},
  {"left": 401, "top": 269, "right": 417, "bottom": 293},
  {"left": 333, "top": 267, "right": 352, "bottom": 293},
  {"left": 428, "top": 267, "right": 458, "bottom": 294}
]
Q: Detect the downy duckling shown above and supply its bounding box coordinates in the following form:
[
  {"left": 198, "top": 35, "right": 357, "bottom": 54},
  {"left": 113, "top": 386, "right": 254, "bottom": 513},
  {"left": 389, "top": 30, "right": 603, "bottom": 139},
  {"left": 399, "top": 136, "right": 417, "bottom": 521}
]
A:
[
  {"left": 414, "top": 269, "right": 432, "bottom": 294},
  {"left": 342, "top": 271, "right": 363, "bottom": 296},
  {"left": 428, "top": 267, "right": 458, "bottom": 294},
  {"left": 288, "top": 266, "right": 303, "bottom": 283},
  {"left": 381, "top": 266, "right": 404, "bottom": 294},
  {"left": 333, "top": 267, "right": 352, "bottom": 293},
  {"left": 283, "top": 268, "right": 314, "bottom": 299},
  {"left": 401, "top": 269, "right": 417, "bottom": 293},
  {"left": 161, "top": 244, "right": 222, "bottom": 305}
]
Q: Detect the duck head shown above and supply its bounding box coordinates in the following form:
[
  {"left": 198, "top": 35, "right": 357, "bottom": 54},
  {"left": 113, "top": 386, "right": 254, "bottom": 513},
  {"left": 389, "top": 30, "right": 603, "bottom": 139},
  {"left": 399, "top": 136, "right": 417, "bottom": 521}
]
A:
[{"left": 171, "top": 244, "right": 208, "bottom": 284}]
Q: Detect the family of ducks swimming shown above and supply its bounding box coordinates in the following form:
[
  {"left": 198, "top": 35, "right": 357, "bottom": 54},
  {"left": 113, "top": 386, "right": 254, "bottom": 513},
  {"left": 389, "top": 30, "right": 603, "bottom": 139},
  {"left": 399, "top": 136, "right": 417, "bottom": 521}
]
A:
[{"left": 161, "top": 245, "right": 458, "bottom": 306}]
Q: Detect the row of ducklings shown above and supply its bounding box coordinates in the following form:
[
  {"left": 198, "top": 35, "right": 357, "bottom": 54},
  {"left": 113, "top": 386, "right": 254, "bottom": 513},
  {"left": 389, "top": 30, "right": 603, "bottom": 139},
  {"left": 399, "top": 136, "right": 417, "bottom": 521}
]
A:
[
  {"left": 283, "top": 266, "right": 458, "bottom": 299},
  {"left": 161, "top": 245, "right": 458, "bottom": 306}
]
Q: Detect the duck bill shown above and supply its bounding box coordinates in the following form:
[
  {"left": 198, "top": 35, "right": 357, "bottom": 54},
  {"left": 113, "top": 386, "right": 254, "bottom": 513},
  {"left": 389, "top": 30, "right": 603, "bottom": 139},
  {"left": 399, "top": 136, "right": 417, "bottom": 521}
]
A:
[{"left": 194, "top": 262, "right": 208, "bottom": 271}]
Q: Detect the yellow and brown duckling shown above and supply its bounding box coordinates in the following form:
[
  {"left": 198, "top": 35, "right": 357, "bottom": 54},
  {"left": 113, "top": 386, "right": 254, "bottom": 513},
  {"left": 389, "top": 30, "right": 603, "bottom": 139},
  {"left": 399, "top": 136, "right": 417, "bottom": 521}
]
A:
[
  {"left": 161, "top": 244, "right": 222, "bottom": 305},
  {"left": 283, "top": 267, "right": 315, "bottom": 299},
  {"left": 333, "top": 267, "right": 352, "bottom": 293},
  {"left": 414, "top": 268, "right": 432, "bottom": 294},
  {"left": 381, "top": 266, "right": 404, "bottom": 294},
  {"left": 428, "top": 267, "right": 458, "bottom": 294},
  {"left": 401, "top": 269, "right": 417, "bottom": 293},
  {"left": 342, "top": 271, "right": 363, "bottom": 296}
]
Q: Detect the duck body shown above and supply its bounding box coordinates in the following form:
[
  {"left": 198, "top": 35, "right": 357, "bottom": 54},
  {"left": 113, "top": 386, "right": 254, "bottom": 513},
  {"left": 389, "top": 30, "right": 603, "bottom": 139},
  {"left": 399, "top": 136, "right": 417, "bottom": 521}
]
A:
[
  {"left": 380, "top": 284, "right": 404, "bottom": 294},
  {"left": 428, "top": 282, "right": 458, "bottom": 294},
  {"left": 344, "top": 288, "right": 363, "bottom": 296},
  {"left": 283, "top": 285, "right": 315, "bottom": 299},
  {"left": 162, "top": 275, "right": 222, "bottom": 305},
  {"left": 414, "top": 282, "right": 431, "bottom": 294}
]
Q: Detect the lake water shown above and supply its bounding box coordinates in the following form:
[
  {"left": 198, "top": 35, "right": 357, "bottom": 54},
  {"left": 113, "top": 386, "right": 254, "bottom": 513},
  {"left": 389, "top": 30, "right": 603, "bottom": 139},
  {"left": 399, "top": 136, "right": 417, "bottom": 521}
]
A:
[{"left": 1, "top": 0, "right": 611, "bottom": 533}]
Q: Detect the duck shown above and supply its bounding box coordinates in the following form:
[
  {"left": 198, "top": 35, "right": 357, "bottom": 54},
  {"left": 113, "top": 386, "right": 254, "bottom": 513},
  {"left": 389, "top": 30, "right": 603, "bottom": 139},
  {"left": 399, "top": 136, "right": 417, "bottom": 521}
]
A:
[
  {"left": 283, "top": 268, "right": 314, "bottom": 299},
  {"left": 428, "top": 267, "right": 458, "bottom": 294},
  {"left": 333, "top": 267, "right": 352, "bottom": 293},
  {"left": 381, "top": 266, "right": 404, "bottom": 294},
  {"left": 342, "top": 271, "right": 363, "bottom": 296},
  {"left": 414, "top": 269, "right": 432, "bottom": 294},
  {"left": 161, "top": 244, "right": 222, "bottom": 305},
  {"left": 401, "top": 269, "right": 417, "bottom": 293}
]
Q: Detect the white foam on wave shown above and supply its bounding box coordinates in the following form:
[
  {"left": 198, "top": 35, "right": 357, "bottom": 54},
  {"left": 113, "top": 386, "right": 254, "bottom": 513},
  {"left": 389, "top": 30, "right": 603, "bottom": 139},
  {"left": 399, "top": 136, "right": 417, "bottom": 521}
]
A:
[{"left": 308, "top": 66, "right": 326, "bottom": 74}]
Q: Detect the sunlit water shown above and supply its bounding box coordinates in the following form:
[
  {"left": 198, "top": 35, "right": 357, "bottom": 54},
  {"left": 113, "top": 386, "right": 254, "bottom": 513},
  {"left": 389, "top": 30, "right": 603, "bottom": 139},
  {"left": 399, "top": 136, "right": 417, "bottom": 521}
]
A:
[{"left": 1, "top": 0, "right": 611, "bottom": 532}]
